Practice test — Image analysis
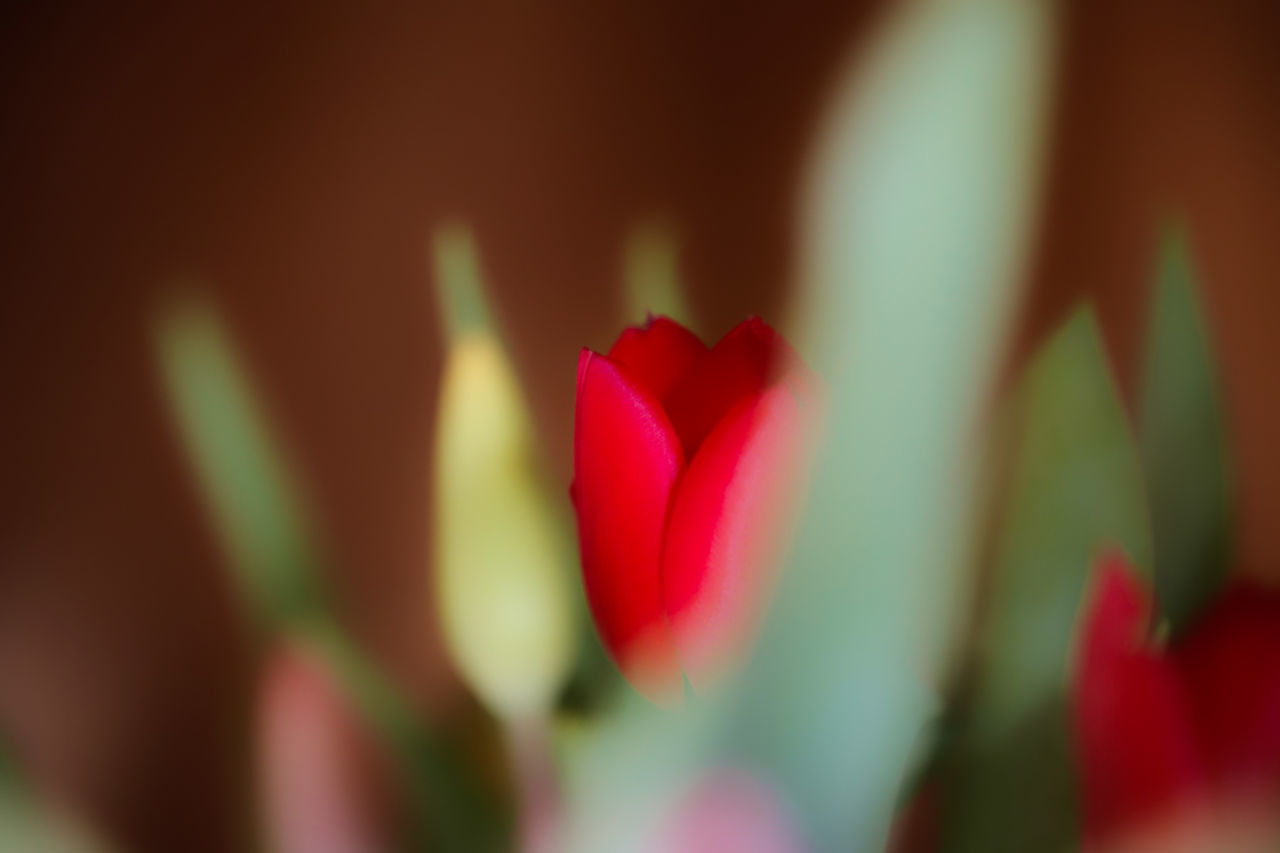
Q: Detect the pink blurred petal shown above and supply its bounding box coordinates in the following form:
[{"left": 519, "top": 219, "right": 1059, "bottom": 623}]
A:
[
  {"left": 661, "top": 376, "right": 814, "bottom": 688},
  {"left": 258, "top": 643, "right": 387, "bottom": 853},
  {"left": 651, "top": 769, "right": 807, "bottom": 853}
]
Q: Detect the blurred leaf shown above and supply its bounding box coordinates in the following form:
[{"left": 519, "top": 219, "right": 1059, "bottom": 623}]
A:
[
  {"left": 722, "top": 1, "right": 1059, "bottom": 849},
  {"left": 624, "top": 220, "right": 692, "bottom": 327},
  {"left": 0, "top": 801, "right": 110, "bottom": 853},
  {"left": 433, "top": 225, "right": 493, "bottom": 341},
  {"left": 0, "top": 749, "right": 110, "bottom": 853},
  {"left": 305, "top": 621, "right": 509, "bottom": 853},
  {"left": 1139, "top": 229, "right": 1231, "bottom": 633},
  {"left": 155, "top": 293, "right": 322, "bottom": 624},
  {"left": 154, "top": 291, "right": 508, "bottom": 852},
  {"left": 554, "top": 622, "right": 618, "bottom": 719},
  {"left": 0, "top": 736, "right": 14, "bottom": 788},
  {"left": 942, "top": 308, "right": 1153, "bottom": 852},
  {"left": 559, "top": 689, "right": 727, "bottom": 853}
]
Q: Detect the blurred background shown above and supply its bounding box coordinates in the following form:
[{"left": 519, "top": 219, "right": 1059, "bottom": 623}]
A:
[{"left": 0, "top": 1, "right": 1278, "bottom": 850}]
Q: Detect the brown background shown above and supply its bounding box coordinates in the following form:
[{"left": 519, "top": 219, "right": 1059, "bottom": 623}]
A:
[{"left": 1, "top": 1, "right": 1276, "bottom": 849}]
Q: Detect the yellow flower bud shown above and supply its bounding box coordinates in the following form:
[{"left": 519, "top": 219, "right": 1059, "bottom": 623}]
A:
[{"left": 432, "top": 230, "right": 575, "bottom": 720}]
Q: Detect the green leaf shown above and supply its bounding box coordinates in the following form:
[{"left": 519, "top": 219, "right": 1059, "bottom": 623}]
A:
[
  {"left": 433, "top": 224, "right": 494, "bottom": 341},
  {"left": 623, "top": 219, "right": 692, "bottom": 327},
  {"left": 154, "top": 292, "right": 322, "bottom": 625},
  {"left": 304, "top": 621, "right": 510, "bottom": 853},
  {"left": 725, "top": 1, "right": 1059, "bottom": 849},
  {"left": 0, "top": 735, "right": 14, "bottom": 790},
  {"left": 153, "top": 291, "right": 508, "bottom": 852},
  {"left": 942, "top": 308, "right": 1152, "bottom": 852},
  {"left": 0, "top": 799, "right": 110, "bottom": 853},
  {"left": 0, "top": 741, "right": 110, "bottom": 853},
  {"left": 1140, "top": 229, "right": 1231, "bottom": 633}
]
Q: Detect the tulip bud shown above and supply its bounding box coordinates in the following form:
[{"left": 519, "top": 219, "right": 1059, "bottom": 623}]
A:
[
  {"left": 572, "top": 315, "right": 819, "bottom": 702},
  {"left": 432, "top": 226, "right": 575, "bottom": 720}
]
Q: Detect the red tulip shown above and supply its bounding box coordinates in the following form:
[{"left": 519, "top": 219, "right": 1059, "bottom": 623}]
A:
[
  {"left": 1073, "top": 553, "right": 1280, "bottom": 847},
  {"left": 572, "top": 316, "right": 818, "bottom": 703}
]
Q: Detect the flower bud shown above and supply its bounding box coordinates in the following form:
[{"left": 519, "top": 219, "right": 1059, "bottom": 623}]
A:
[
  {"left": 572, "top": 315, "right": 819, "bottom": 702},
  {"left": 432, "top": 227, "right": 575, "bottom": 719}
]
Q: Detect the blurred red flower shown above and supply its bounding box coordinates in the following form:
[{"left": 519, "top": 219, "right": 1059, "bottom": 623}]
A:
[
  {"left": 1073, "top": 553, "right": 1280, "bottom": 846},
  {"left": 571, "top": 316, "right": 818, "bottom": 703}
]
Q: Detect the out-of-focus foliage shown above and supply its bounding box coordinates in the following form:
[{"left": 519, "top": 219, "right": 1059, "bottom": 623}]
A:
[
  {"left": 154, "top": 293, "right": 506, "bottom": 853},
  {"left": 308, "top": 619, "right": 508, "bottom": 853},
  {"left": 434, "top": 223, "right": 493, "bottom": 339},
  {"left": 624, "top": 220, "right": 692, "bottom": 326},
  {"left": 559, "top": 696, "right": 715, "bottom": 852},
  {"left": 0, "top": 739, "right": 13, "bottom": 789},
  {"left": 432, "top": 226, "right": 576, "bottom": 720},
  {"left": 155, "top": 293, "right": 322, "bottom": 624},
  {"left": 0, "top": 746, "right": 109, "bottom": 853},
  {"left": 728, "top": 0, "right": 1058, "bottom": 848},
  {"left": 943, "top": 309, "right": 1152, "bottom": 853},
  {"left": 0, "top": 799, "right": 108, "bottom": 853},
  {"left": 1140, "top": 229, "right": 1231, "bottom": 634}
]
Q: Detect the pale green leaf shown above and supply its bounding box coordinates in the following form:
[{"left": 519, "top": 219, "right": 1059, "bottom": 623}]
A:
[{"left": 727, "top": 0, "right": 1060, "bottom": 848}]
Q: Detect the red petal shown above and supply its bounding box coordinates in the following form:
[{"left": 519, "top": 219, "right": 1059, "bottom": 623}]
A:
[
  {"left": 607, "top": 315, "right": 708, "bottom": 401},
  {"left": 1175, "top": 581, "right": 1280, "bottom": 799},
  {"left": 663, "top": 317, "right": 803, "bottom": 458},
  {"left": 1072, "top": 555, "right": 1204, "bottom": 844},
  {"left": 574, "top": 349, "right": 686, "bottom": 703},
  {"left": 660, "top": 377, "right": 815, "bottom": 688}
]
